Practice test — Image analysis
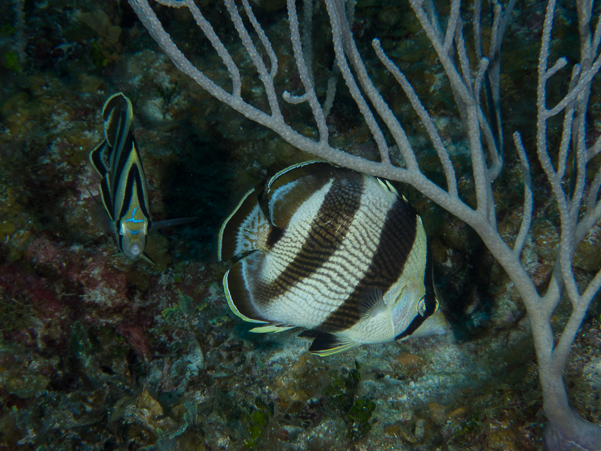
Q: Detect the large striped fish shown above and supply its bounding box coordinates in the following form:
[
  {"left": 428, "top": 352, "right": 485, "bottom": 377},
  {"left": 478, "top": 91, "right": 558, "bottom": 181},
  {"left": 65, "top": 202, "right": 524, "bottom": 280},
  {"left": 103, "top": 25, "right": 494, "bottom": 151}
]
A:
[
  {"left": 218, "top": 161, "right": 447, "bottom": 356},
  {"left": 89, "top": 93, "right": 193, "bottom": 263}
]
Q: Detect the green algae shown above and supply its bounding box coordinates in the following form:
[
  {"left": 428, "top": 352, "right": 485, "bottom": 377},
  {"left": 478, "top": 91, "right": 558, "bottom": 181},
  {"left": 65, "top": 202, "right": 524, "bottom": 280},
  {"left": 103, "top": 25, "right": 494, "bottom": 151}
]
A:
[
  {"left": 323, "top": 363, "right": 361, "bottom": 412},
  {"left": 109, "top": 387, "right": 201, "bottom": 449},
  {"left": 4, "top": 374, "right": 49, "bottom": 399},
  {"left": 0, "top": 293, "right": 39, "bottom": 334},
  {"left": 162, "top": 290, "right": 207, "bottom": 326},
  {"left": 89, "top": 41, "right": 109, "bottom": 68},
  {"left": 70, "top": 321, "right": 93, "bottom": 364},
  {"left": 3, "top": 52, "right": 22, "bottom": 73},
  {"left": 243, "top": 396, "right": 275, "bottom": 449},
  {"left": 157, "top": 82, "right": 180, "bottom": 113},
  {"left": 323, "top": 361, "right": 377, "bottom": 441},
  {"left": 347, "top": 398, "right": 377, "bottom": 441}
]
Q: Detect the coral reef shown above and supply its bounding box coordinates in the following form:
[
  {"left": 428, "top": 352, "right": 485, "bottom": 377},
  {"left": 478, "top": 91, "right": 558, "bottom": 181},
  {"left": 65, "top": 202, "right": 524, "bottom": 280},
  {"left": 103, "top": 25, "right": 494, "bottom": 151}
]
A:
[{"left": 0, "top": 0, "right": 598, "bottom": 450}]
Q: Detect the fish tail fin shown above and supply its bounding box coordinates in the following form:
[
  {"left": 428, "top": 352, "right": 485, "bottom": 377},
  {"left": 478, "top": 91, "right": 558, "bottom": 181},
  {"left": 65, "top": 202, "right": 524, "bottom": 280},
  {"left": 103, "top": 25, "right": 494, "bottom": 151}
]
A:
[
  {"left": 223, "top": 262, "right": 269, "bottom": 324},
  {"left": 102, "top": 93, "right": 134, "bottom": 148},
  {"left": 217, "top": 187, "right": 272, "bottom": 261}
]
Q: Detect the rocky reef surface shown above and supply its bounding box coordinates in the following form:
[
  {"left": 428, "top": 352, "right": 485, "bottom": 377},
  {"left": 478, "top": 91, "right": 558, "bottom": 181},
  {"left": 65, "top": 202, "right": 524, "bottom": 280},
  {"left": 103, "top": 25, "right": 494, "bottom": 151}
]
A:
[{"left": 0, "top": 0, "right": 600, "bottom": 450}]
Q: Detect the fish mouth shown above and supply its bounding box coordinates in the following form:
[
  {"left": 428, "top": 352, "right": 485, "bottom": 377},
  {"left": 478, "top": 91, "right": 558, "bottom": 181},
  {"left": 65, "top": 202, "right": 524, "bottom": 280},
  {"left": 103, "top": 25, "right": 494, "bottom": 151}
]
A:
[{"left": 123, "top": 241, "right": 143, "bottom": 258}]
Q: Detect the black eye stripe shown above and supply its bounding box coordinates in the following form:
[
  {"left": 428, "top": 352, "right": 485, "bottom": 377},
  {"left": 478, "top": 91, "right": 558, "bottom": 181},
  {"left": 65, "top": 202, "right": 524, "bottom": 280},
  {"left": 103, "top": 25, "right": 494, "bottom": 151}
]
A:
[
  {"left": 395, "top": 295, "right": 436, "bottom": 340},
  {"left": 396, "top": 245, "right": 436, "bottom": 340}
]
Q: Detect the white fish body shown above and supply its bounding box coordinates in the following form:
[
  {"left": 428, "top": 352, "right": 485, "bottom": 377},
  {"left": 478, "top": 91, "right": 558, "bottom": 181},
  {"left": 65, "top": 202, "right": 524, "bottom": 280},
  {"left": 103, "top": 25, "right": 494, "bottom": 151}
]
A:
[{"left": 218, "top": 161, "right": 447, "bottom": 355}]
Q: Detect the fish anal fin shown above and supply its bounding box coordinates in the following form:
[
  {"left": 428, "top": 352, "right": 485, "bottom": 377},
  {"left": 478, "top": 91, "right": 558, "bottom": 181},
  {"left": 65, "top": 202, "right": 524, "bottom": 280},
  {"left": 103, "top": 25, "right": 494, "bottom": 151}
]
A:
[
  {"left": 298, "top": 329, "right": 320, "bottom": 340},
  {"left": 307, "top": 332, "right": 358, "bottom": 356},
  {"left": 218, "top": 188, "right": 272, "bottom": 261},
  {"left": 223, "top": 261, "right": 268, "bottom": 324}
]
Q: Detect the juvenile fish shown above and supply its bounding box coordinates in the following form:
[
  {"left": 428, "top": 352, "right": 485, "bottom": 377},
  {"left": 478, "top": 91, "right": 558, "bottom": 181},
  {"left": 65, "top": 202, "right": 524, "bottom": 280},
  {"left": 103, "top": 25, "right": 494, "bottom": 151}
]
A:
[{"left": 89, "top": 93, "right": 194, "bottom": 263}]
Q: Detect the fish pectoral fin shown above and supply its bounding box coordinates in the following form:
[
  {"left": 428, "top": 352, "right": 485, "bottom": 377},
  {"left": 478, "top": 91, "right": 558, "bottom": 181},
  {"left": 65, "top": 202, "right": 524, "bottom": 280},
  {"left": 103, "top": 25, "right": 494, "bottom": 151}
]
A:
[
  {"left": 250, "top": 324, "right": 296, "bottom": 333},
  {"left": 151, "top": 217, "right": 197, "bottom": 230},
  {"left": 358, "top": 288, "right": 386, "bottom": 317},
  {"left": 306, "top": 332, "right": 359, "bottom": 356},
  {"left": 140, "top": 252, "right": 154, "bottom": 265},
  {"left": 89, "top": 140, "right": 109, "bottom": 177}
]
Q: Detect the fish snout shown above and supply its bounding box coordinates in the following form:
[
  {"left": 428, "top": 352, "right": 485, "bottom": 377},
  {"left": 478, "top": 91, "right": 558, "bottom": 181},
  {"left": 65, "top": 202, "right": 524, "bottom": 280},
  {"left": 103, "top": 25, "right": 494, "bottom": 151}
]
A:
[
  {"left": 119, "top": 225, "right": 147, "bottom": 259},
  {"left": 128, "top": 241, "right": 143, "bottom": 257}
]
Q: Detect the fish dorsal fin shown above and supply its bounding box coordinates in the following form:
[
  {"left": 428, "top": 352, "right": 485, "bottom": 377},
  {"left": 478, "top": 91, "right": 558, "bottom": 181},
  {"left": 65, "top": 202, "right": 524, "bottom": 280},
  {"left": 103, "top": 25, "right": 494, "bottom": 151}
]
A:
[
  {"left": 304, "top": 331, "right": 359, "bottom": 356},
  {"left": 265, "top": 161, "right": 337, "bottom": 228},
  {"left": 99, "top": 176, "right": 115, "bottom": 221},
  {"left": 218, "top": 188, "right": 272, "bottom": 261},
  {"left": 358, "top": 288, "right": 387, "bottom": 318},
  {"left": 89, "top": 141, "right": 109, "bottom": 177},
  {"left": 385, "top": 180, "right": 398, "bottom": 195},
  {"left": 89, "top": 141, "right": 116, "bottom": 218},
  {"left": 376, "top": 177, "right": 400, "bottom": 196}
]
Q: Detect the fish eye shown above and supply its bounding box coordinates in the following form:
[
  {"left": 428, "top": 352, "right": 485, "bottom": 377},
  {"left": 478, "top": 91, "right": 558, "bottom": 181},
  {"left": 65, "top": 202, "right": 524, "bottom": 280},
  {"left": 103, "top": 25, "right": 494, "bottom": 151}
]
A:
[{"left": 417, "top": 296, "right": 427, "bottom": 316}]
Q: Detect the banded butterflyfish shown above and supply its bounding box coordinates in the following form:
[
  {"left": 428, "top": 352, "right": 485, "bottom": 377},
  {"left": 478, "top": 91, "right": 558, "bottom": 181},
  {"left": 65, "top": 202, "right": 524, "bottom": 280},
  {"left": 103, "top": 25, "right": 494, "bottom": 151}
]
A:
[
  {"left": 89, "top": 93, "right": 195, "bottom": 263},
  {"left": 218, "top": 161, "right": 447, "bottom": 356}
]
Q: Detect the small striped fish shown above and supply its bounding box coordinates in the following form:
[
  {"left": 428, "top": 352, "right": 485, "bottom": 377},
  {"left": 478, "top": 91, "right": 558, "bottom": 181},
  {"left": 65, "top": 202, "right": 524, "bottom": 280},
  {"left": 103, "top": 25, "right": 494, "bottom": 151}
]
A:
[
  {"left": 89, "top": 93, "right": 193, "bottom": 263},
  {"left": 218, "top": 161, "right": 447, "bottom": 356}
]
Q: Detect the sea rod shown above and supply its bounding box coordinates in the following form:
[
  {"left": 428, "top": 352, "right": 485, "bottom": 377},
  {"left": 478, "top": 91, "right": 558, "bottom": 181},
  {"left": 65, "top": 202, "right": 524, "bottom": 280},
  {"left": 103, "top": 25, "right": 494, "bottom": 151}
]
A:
[{"left": 126, "top": 0, "right": 601, "bottom": 448}]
